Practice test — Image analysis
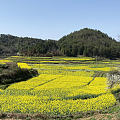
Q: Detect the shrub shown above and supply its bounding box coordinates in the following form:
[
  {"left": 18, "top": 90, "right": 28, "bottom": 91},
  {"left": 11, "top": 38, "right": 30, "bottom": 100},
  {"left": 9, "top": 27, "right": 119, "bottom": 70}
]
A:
[{"left": 0, "top": 63, "right": 38, "bottom": 88}]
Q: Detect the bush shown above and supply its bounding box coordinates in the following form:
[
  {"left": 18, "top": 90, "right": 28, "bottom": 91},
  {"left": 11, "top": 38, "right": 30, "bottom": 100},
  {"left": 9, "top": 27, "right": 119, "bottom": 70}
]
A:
[{"left": 0, "top": 63, "right": 38, "bottom": 88}]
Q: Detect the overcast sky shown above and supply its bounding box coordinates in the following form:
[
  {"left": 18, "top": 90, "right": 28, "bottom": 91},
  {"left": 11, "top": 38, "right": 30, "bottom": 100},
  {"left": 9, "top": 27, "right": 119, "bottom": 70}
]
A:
[{"left": 0, "top": 0, "right": 120, "bottom": 40}]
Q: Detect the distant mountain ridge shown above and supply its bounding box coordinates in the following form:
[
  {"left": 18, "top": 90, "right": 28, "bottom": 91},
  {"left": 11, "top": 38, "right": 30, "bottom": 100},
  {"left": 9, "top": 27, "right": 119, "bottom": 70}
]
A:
[{"left": 0, "top": 28, "right": 120, "bottom": 58}]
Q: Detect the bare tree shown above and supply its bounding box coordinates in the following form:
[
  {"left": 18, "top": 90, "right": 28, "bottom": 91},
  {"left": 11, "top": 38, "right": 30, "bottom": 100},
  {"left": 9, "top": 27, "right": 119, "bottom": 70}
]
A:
[
  {"left": 107, "top": 70, "right": 120, "bottom": 89},
  {"left": 117, "top": 35, "right": 120, "bottom": 42}
]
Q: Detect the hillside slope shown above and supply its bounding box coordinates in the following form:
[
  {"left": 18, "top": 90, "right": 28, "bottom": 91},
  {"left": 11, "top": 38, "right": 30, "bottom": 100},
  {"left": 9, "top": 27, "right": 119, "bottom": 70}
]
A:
[
  {"left": 0, "top": 28, "right": 120, "bottom": 58},
  {"left": 58, "top": 28, "right": 120, "bottom": 58},
  {"left": 0, "top": 34, "right": 58, "bottom": 56}
]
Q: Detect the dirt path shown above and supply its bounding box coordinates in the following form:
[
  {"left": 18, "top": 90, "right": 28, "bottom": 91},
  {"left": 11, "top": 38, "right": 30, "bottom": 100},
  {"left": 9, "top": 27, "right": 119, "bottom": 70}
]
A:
[{"left": 76, "top": 113, "right": 119, "bottom": 120}]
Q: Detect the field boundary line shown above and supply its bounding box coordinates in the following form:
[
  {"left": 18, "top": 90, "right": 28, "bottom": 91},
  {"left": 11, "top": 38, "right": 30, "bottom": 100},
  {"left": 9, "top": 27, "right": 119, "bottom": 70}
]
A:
[{"left": 29, "top": 76, "right": 64, "bottom": 90}]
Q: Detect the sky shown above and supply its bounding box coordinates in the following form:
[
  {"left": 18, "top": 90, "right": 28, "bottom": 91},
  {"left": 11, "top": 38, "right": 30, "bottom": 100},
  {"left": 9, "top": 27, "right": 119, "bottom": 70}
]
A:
[{"left": 0, "top": 0, "right": 120, "bottom": 40}]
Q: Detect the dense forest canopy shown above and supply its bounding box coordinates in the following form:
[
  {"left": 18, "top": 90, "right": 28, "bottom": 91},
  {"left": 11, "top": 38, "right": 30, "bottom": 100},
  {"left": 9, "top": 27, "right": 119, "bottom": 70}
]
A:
[
  {"left": 59, "top": 28, "right": 120, "bottom": 58},
  {"left": 0, "top": 28, "right": 120, "bottom": 58},
  {"left": 0, "top": 34, "right": 58, "bottom": 57}
]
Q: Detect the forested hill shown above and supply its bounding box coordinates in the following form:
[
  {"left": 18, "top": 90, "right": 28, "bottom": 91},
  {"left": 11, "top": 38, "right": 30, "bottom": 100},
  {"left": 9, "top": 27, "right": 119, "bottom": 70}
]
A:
[
  {"left": 58, "top": 28, "right": 120, "bottom": 58},
  {"left": 0, "top": 28, "right": 120, "bottom": 58},
  {"left": 0, "top": 34, "right": 58, "bottom": 56}
]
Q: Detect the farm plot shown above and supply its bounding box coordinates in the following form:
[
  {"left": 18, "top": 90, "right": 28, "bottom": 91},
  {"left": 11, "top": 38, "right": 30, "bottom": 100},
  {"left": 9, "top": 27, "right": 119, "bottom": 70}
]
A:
[{"left": 0, "top": 56, "right": 119, "bottom": 116}]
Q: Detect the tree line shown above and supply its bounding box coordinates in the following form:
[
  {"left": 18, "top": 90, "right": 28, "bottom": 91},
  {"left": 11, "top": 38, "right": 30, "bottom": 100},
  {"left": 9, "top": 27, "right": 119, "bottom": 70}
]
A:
[{"left": 0, "top": 28, "right": 120, "bottom": 59}]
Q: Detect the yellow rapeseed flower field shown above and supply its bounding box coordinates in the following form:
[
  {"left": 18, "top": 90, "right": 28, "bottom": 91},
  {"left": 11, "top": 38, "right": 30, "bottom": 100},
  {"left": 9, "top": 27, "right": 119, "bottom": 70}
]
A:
[
  {"left": 17, "top": 62, "right": 31, "bottom": 69},
  {"left": 0, "top": 59, "right": 12, "bottom": 63},
  {"left": 0, "top": 56, "right": 119, "bottom": 116},
  {"left": 60, "top": 57, "right": 95, "bottom": 61}
]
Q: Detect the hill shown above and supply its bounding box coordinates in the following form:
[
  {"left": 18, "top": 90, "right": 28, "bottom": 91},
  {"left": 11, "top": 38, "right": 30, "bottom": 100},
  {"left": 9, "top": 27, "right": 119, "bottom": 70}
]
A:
[
  {"left": 58, "top": 28, "right": 120, "bottom": 58},
  {"left": 0, "top": 28, "right": 120, "bottom": 58},
  {"left": 0, "top": 34, "right": 58, "bottom": 56}
]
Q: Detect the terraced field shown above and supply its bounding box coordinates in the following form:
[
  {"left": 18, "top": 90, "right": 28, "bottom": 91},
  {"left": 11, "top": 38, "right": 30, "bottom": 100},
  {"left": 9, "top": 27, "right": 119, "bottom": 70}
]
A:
[{"left": 0, "top": 56, "right": 120, "bottom": 119}]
